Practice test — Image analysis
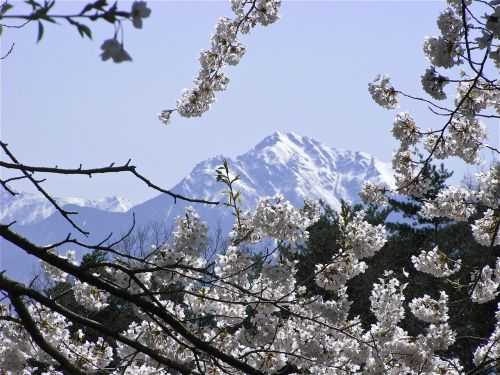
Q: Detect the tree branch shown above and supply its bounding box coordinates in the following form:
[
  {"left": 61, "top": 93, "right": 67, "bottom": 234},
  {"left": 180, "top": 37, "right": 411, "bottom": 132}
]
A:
[
  {"left": 8, "top": 293, "right": 88, "bottom": 375},
  {"left": 0, "top": 159, "right": 219, "bottom": 205},
  {"left": 0, "top": 224, "right": 265, "bottom": 375}
]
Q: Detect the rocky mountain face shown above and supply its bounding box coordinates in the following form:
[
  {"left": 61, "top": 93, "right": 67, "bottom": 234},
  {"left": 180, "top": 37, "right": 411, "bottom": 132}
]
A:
[{"left": 0, "top": 132, "right": 394, "bottom": 281}]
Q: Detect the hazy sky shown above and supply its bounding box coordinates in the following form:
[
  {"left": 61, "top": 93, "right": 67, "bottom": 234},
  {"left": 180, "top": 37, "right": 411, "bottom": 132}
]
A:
[{"left": 2, "top": 1, "right": 498, "bottom": 204}]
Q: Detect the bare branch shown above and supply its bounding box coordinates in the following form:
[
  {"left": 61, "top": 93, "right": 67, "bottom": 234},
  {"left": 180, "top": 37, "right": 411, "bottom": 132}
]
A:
[
  {"left": 0, "top": 159, "right": 219, "bottom": 205},
  {"left": 0, "top": 42, "right": 14, "bottom": 59}
]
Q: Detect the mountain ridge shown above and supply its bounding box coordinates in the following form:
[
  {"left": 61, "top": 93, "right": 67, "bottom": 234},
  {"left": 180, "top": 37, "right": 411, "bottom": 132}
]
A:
[
  {"left": 0, "top": 190, "right": 132, "bottom": 225},
  {"left": 0, "top": 132, "right": 394, "bottom": 281}
]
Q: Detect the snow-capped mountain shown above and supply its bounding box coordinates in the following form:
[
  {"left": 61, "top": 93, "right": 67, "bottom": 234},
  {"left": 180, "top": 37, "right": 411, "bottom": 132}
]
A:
[
  {"left": 131, "top": 132, "right": 394, "bottom": 227},
  {"left": 0, "top": 190, "right": 131, "bottom": 225},
  {"left": 0, "top": 132, "right": 394, "bottom": 282},
  {"left": 183, "top": 131, "right": 394, "bottom": 209}
]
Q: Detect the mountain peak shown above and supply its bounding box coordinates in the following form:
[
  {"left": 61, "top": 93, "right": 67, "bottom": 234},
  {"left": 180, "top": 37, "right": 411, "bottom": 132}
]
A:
[{"left": 253, "top": 131, "right": 304, "bottom": 150}]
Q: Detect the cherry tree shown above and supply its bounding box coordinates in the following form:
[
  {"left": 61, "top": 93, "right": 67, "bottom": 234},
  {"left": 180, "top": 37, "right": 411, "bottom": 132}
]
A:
[{"left": 1, "top": 0, "right": 500, "bottom": 374}]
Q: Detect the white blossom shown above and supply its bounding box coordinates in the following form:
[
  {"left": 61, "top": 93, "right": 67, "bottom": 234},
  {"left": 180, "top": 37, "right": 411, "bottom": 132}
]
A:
[
  {"left": 157, "top": 109, "right": 173, "bottom": 125},
  {"left": 342, "top": 211, "right": 387, "bottom": 259},
  {"left": 446, "top": 0, "right": 471, "bottom": 11},
  {"left": 67, "top": 330, "right": 113, "bottom": 371},
  {"left": 247, "top": 193, "right": 318, "bottom": 243},
  {"left": 40, "top": 249, "right": 77, "bottom": 283},
  {"left": 409, "top": 291, "right": 449, "bottom": 324},
  {"left": 474, "top": 165, "right": 500, "bottom": 209},
  {"left": 486, "top": 6, "right": 500, "bottom": 39},
  {"left": 392, "top": 111, "right": 420, "bottom": 146},
  {"left": 471, "top": 209, "right": 500, "bottom": 247},
  {"left": 315, "top": 253, "right": 367, "bottom": 291},
  {"left": 130, "top": 1, "right": 151, "bottom": 29},
  {"left": 423, "top": 36, "right": 463, "bottom": 68},
  {"left": 421, "top": 66, "right": 449, "bottom": 99},
  {"left": 420, "top": 186, "right": 474, "bottom": 221},
  {"left": 115, "top": 364, "right": 170, "bottom": 375},
  {"left": 471, "top": 259, "right": 500, "bottom": 303},
  {"left": 437, "top": 7, "right": 462, "bottom": 39},
  {"left": 368, "top": 74, "right": 399, "bottom": 109},
  {"left": 161, "top": 0, "right": 281, "bottom": 122},
  {"left": 473, "top": 303, "right": 500, "bottom": 365},
  {"left": 455, "top": 81, "right": 490, "bottom": 118},
  {"left": 73, "top": 280, "right": 110, "bottom": 311},
  {"left": 370, "top": 271, "right": 407, "bottom": 325},
  {"left": 100, "top": 39, "right": 132, "bottom": 63},
  {"left": 412, "top": 246, "right": 461, "bottom": 278},
  {"left": 359, "top": 181, "right": 388, "bottom": 206}
]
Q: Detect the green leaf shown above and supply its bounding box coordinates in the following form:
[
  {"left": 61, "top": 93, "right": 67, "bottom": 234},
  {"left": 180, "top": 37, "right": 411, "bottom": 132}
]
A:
[
  {"left": 92, "top": 0, "right": 108, "bottom": 11},
  {"left": 102, "top": 11, "right": 116, "bottom": 23},
  {"left": 66, "top": 17, "right": 91, "bottom": 39},
  {"left": 77, "top": 23, "right": 92, "bottom": 39},
  {"left": 0, "top": 3, "right": 14, "bottom": 15},
  {"left": 36, "top": 21, "right": 44, "bottom": 43},
  {"left": 25, "top": 0, "right": 40, "bottom": 10},
  {"left": 102, "top": 1, "right": 117, "bottom": 23},
  {"left": 80, "top": 3, "right": 94, "bottom": 14}
]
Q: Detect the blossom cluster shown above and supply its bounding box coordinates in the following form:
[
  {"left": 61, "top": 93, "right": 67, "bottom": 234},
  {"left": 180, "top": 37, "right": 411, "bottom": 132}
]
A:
[
  {"left": 367, "top": 0, "right": 500, "bottom": 254},
  {"left": 418, "top": 164, "right": 500, "bottom": 250},
  {"left": 40, "top": 249, "right": 77, "bottom": 283},
  {"left": 361, "top": 4, "right": 500, "bottom": 371},
  {"left": 470, "top": 257, "right": 500, "bottom": 304},
  {"left": 159, "top": 0, "right": 282, "bottom": 125},
  {"left": 421, "top": 66, "right": 449, "bottom": 100},
  {"left": 420, "top": 186, "right": 474, "bottom": 222},
  {"left": 368, "top": 74, "right": 399, "bottom": 109},
  {"left": 315, "top": 211, "right": 386, "bottom": 292},
  {"left": 361, "top": 272, "right": 458, "bottom": 373},
  {"left": 73, "top": 280, "right": 110, "bottom": 311},
  {"left": 412, "top": 246, "right": 461, "bottom": 278},
  {"left": 0, "top": 303, "right": 113, "bottom": 373},
  {"left": 474, "top": 303, "right": 500, "bottom": 366},
  {"left": 1, "top": 190, "right": 480, "bottom": 374},
  {"left": 240, "top": 193, "right": 319, "bottom": 243},
  {"left": 100, "top": 1, "right": 151, "bottom": 63},
  {"left": 359, "top": 180, "right": 388, "bottom": 206}
]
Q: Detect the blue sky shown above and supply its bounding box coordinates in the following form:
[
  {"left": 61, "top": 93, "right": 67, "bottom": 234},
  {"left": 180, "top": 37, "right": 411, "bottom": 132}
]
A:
[{"left": 2, "top": 1, "right": 498, "bottom": 204}]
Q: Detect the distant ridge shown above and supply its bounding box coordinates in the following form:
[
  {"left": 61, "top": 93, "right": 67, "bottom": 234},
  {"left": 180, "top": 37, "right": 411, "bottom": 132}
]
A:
[{"left": 0, "top": 190, "right": 131, "bottom": 225}]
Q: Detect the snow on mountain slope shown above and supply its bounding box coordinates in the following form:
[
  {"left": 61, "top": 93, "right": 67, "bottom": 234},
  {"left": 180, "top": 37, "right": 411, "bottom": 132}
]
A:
[
  {"left": 132, "top": 132, "right": 394, "bottom": 224},
  {"left": 235, "top": 131, "right": 394, "bottom": 209},
  {"left": 1, "top": 132, "right": 394, "bottom": 282},
  {"left": 0, "top": 190, "right": 131, "bottom": 225}
]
